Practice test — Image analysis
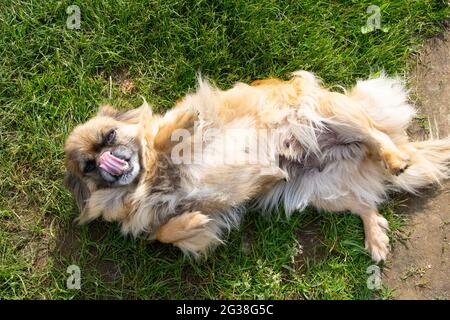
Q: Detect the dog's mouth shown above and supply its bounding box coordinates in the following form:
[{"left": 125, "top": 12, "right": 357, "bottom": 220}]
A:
[
  {"left": 99, "top": 151, "right": 130, "bottom": 176},
  {"left": 98, "top": 147, "right": 140, "bottom": 186}
]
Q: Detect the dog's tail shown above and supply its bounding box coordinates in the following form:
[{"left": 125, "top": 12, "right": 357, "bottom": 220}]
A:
[
  {"left": 348, "top": 73, "right": 416, "bottom": 139},
  {"left": 391, "top": 137, "right": 450, "bottom": 193}
]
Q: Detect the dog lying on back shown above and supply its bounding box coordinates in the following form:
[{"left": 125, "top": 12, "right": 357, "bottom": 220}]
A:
[{"left": 64, "top": 71, "right": 450, "bottom": 262}]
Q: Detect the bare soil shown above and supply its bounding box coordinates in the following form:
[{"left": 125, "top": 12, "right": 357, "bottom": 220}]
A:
[{"left": 383, "top": 30, "right": 450, "bottom": 300}]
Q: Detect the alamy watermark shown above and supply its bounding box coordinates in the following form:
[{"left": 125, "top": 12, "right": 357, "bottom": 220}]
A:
[
  {"left": 366, "top": 265, "right": 382, "bottom": 290},
  {"left": 66, "top": 264, "right": 81, "bottom": 290},
  {"left": 66, "top": 5, "right": 81, "bottom": 30},
  {"left": 361, "top": 5, "right": 389, "bottom": 34}
]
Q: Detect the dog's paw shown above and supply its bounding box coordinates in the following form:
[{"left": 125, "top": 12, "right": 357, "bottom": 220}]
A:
[
  {"left": 382, "top": 149, "right": 410, "bottom": 176},
  {"left": 156, "top": 211, "right": 221, "bottom": 256},
  {"left": 156, "top": 211, "right": 210, "bottom": 243},
  {"left": 365, "top": 215, "right": 390, "bottom": 263}
]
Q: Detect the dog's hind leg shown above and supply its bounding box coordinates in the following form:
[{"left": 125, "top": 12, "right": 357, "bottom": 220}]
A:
[
  {"left": 285, "top": 71, "right": 410, "bottom": 175},
  {"left": 347, "top": 202, "right": 390, "bottom": 263},
  {"left": 313, "top": 196, "right": 390, "bottom": 262},
  {"left": 316, "top": 92, "right": 410, "bottom": 175},
  {"left": 367, "top": 127, "right": 411, "bottom": 175}
]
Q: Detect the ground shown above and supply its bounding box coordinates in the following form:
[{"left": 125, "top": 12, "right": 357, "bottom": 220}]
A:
[
  {"left": 0, "top": 1, "right": 448, "bottom": 299},
  {"left": 383, "top": 29, "right": 450, "bottom": 300}
]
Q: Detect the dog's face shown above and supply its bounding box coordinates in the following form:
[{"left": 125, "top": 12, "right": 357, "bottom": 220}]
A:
[
  {"left": 66, "top": 116, "right": 141, "bottom": 185},
  {"left": 64, "top": 104, "right": 152, "bottom": 211}
]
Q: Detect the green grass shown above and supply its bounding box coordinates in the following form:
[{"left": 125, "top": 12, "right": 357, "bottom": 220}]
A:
[{"left": 0, "top": 0, "right": 448, "bottom": 299}]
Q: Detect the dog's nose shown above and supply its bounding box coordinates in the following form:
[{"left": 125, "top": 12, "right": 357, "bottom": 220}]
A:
[{"left": 110, "top": 146, "right": 133, "bottom": 162}]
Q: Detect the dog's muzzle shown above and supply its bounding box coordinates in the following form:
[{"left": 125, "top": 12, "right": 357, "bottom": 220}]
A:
[{"left": 98, "top": 146, "right": 140, "bottom": 185}]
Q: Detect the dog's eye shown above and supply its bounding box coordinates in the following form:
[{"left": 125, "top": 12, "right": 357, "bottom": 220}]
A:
[
  {"left": 84, "top": 160, "right": 96, "bottom": 173},
  {"left": 104, "top": 129, "right": 116, "bottom": 145}
]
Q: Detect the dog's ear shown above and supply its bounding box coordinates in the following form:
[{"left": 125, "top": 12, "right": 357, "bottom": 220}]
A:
[
  {"left": 97, "top": 100, "right": 152, "bottom": 124},
  {"left": 97, "top": 104, "right": 119, "bottom": 118},
  {"left": 64, "top": 172, "right": 91, "bottom": 213},
  {"left": 118, "top": 99, "right": 153, "bottom": 124},
  {"left": 136, "top": 98, "right": 153, "bottom": 124}
]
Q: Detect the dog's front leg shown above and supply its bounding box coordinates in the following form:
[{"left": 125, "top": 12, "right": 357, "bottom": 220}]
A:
[
  {"left": 153, "top": 109, "right": 198, "bottom": 153},
  {"left": 156, "top": 211, "right": 222, "bottom": 256}
]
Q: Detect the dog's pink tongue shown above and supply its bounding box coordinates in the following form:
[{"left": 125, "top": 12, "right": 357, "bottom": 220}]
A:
[{"left": 99, "top": 152, "right": 128, "bottom": 176}]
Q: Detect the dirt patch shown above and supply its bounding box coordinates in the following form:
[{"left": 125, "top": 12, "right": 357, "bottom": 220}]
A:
[
  {"left": 294, "top": 223, "right": 327, "bottom": 265},
  {"left": 101, "top": 66, "right": 137, "bottom": 95},
  {"left": 54, "top": 220, "right": 125, "bottom": 285},
  {"left": 383, "top": 29, "right": 450, "bottom": 300}
]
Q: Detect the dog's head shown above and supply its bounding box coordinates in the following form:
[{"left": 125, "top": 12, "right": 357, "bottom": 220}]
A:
[{"left": 64, "top": 103, "right": 153, "bottom": 214}]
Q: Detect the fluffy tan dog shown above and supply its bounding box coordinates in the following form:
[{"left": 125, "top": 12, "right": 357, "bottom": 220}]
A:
[{"left": 64, "top": 71, "right": 450, "bottom": 262}]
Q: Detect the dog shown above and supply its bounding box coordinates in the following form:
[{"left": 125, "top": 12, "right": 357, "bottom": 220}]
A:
[{"left": 64, "top": 71, "right": 450, "bottom": 262}]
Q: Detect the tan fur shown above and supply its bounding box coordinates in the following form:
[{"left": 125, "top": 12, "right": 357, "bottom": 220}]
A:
[
  {"left": 153, "top": 110, "right": 197, "bottom": 152},
  {"left": 156, "top": 211, "right": 222, "bottom": 254},
  {"left": 65, "top": 71, "right": 450, "bottom": 262}
]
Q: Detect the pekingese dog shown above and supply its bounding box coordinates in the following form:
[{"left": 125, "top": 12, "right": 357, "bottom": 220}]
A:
[{"left": 64, "top": 71, "right": 450, "bottom": 262}]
